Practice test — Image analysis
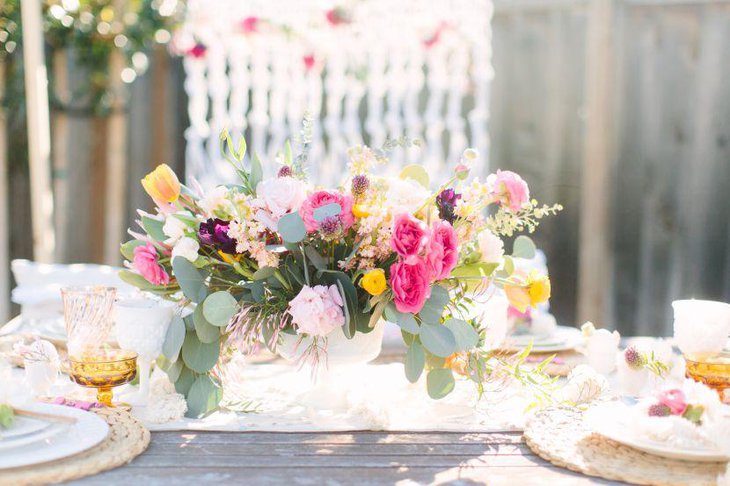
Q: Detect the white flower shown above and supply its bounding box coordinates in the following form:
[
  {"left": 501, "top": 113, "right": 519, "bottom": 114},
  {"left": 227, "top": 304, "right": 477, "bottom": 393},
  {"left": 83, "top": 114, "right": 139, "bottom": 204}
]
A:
[
  {"left": 253, "top": 177, "right": 307, "bottom": 230},
  {"left": 288, "top": 285, "right": 345, "bottom": 337},
  {"left": 162, "top": 214, "right": 189, "bottom": 244},
  {"left": 586, "top": 329, "right": 621, "bottom": 375},
  {"left": 171, "top": 237, "right": 200, "bottom": 262},
  {"left": 199, "top": 186, "right": 233, "bottom": 217},
  {"left": 385, "top": 178, "right": 429, "bottom": 214},
  {"left": 477, "top": 230, "right": 504, "bottom": 264},
  {"left": 555, "top": 365, "right": 609, "bottom": 405}
]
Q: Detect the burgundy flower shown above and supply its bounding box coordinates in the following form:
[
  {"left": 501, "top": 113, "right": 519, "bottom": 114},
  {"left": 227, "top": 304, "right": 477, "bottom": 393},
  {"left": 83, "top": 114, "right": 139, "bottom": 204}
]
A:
[
  {"left": 435, "top": 188, "right": 461, "bottom": 223},
  {"left": 199, "top": 218, "right": 237, "bottom": 254}
]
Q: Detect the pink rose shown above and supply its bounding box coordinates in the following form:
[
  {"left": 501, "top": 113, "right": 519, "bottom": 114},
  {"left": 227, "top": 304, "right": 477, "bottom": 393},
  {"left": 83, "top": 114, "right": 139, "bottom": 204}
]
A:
[
  {"left": 487, "top": 169, "right": 530, "bottom": 213},
  {"left": 390, "top": 260, "right": 432, "bottom": 314},
  {"left": 133, "top": 242, "right": 170, "bottom": 286},
  {"left": 656, "top": 389, "right": 688, "bottom": 416},
  {"left": 299, "top": 191, "right": 354, "bottom": 233},
  {"left": 391, "top": 213, "right": 430, "bottom": 264},
  {"left": 288, "top": 284, "right": 345, "bottom": 337},
  {"left": 429, "top": 220, "right": 458, "bottom": 280}
]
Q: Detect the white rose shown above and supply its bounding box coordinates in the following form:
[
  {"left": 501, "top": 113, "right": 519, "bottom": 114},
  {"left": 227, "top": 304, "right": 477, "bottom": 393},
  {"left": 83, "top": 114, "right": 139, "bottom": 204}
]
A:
[
  {"left": 255, "top": 177, "right": 307, "bottom": 222},
  {"left": 199, "top": 186, "right": 233, "bottom": 217},
  {"left": 172, "top": 237, "right": 200, "bottom": 262},
  {"left": 477, "top": 230, "right": 504, "bottom": 264},
  {"left": 385, "top": 178, "right": 430, "bottom": 214},
  {"left": 163, "top": 214, "right": 189, "bottom": 243}
]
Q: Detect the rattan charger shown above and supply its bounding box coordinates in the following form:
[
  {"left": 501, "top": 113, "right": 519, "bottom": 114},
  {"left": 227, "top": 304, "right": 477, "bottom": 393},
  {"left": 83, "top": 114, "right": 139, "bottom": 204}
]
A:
[
  {"left": 0, "top": 407, "right": 150, "bottom": 486},
  {"left": 524, "top": 407, "right": 726, "bottom": 486}
]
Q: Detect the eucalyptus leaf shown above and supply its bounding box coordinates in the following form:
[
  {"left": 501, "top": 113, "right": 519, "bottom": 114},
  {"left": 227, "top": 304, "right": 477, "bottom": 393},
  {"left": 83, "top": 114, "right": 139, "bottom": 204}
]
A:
[
  {"left": 399, "top": 164, "right": 430, "bottom": 188},
  {"left": 141, "top": 216, "right": 166, "bottom": 241},
  {"left": 202, "top": 291, "right": 239, "bottom": 327},
  {"left": 181, "top": 332, "right": 220, "bottom": 373},
  {"left": 444, "top": 318, "right": 479, "bottom": 352},
  {"left": 174, "top": 366, "right": 195, "bottom": 396},
  {"left": 186, "top": 374, "right": 222, "bottom": 418},
  {"left": 420, "top": 286, "right": 450, "bottom": 323},
  {"left": 194, "top": 305, "right": 220, "bottom": 343},
  {"left": 172, "top": 257, "right": 208, "bottom": 303},
  {"left": 252, "top": 266, "right": 276, "bottom": 280},
  {"left": 183, "top": 313, "right": 195, "bottom": 331},
  {"left": 120, "top": 240, "right": 145, "bottom": 261},
  {"left": 313, "top": 203, "right": 341, "bottom": 222},
  {"left": 278, "top": 212, "right": 306, "bottom": 243},
  {"left": 162, "top": 314, "right": 185, "bottom": 361},
  {"left": 401, "top": 330, "right": 416, "bottom": 346},
  {"left": 396, "top": 313, "right": 420, "bottom": 334},
  {"left": 157, "top": 356, "right": 183, "bottom": 383},
  {"left": 303, "top": 246, "right": 327, "bottom": 270},
  {"left": 404, "top": 343, "right": 425, "bottom": 383},
  {"left": 427, "top": 368, "right": 455, "bottom": 399},
  {"left": 419, "top": 323, "right": 457, "bottom": 358},
  {"left": 512, "top": 235, "right": 536, "bottom": 259}
]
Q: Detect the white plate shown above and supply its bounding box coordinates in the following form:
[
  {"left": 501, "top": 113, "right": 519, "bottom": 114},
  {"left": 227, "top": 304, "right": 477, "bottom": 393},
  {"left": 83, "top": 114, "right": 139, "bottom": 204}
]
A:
[
  {"left": 586, "top": 402, "right": 730, "bottom": 463},
  {"left": 2, "top": 415, "right": 50, "bottom": 439},
  {"left": 501, "top": 326, "right": 582, "bottom": 353},
  {"left": 0, "top": 422, "right": 65, "bottom": 452},
  {"left": 0, "top": 403, "right": 109, "bottom": 469}
]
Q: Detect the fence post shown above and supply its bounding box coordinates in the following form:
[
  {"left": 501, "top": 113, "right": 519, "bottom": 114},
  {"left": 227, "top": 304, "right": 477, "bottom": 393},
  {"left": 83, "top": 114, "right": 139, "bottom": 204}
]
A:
[
  {"left": 21, "top": 0, "right": 55, "bottom": 263},
  {"left": 0, "top": 61, "right": 9, "bottom": 322},
  {"left": 578, "top": 0, "right": 616, "bottom": 325}
]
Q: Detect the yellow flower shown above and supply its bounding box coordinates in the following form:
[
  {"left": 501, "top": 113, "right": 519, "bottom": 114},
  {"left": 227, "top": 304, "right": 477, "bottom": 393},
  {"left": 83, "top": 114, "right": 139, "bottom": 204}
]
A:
[
  {"left": 141, "top": 164, "right": 181, "bottom": 203},
  {"left": 352, "top": 203, "right": 371, "bottom": 218},
  {"left": 218, "top": 251, "right": 241, "bottom": 264},
  {"left": 504, "top": 270, "right": 551, "bottom": 313},
  {"left": 360, "top": 268, "right": 387, "bottom": 296}
]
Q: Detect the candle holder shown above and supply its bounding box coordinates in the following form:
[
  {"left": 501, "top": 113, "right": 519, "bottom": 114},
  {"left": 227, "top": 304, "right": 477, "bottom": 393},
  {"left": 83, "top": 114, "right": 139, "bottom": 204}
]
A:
[
  {"left": 68, "top": 349, "right": 138, "bottom": 407},
  {"left": 684, "top": 351, "right": 730, "bottom": 403}
]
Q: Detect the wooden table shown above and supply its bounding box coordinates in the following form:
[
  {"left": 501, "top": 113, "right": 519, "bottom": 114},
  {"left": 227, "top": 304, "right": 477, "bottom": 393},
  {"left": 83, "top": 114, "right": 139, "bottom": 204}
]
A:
[{"left": 70, "top": 430, "right": 623, "bottom": 485}]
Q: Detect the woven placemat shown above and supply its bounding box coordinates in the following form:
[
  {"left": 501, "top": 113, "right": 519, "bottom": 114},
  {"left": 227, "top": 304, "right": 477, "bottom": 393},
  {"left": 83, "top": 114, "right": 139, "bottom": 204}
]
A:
[
  {"left": 524, "top": 407, "right": 726, "bottom": 486},
  {"left": 0, "top": 407, "right": 150, "bottom": 486}
]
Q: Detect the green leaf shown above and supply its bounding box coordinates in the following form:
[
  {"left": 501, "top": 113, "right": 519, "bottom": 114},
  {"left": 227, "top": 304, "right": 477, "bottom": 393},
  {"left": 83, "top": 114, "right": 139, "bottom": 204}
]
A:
[
  {"left": 304, "top": 246, "right": 327, "bottom": 270},
  {"left": 427, "top": 368, "right": 455, "bottom": 399},
  {"left": 142, "top": 216, "right": 166, "bottom": 241},
  {"left": 396, "top": 313, "right": 420, "bottom": 335},
  {"left": 202, "top": 291, "right": 239, "bottom": 327},
  {"left": 252, "top": 266, "right": 276, "bottom": 280},
  {"left": 420, "top": 285, "right": 450, "bottom": 323},
  {"left": 181, "top": 332, "right": 220, "bottom": 373},
  {"left": 404, "top": 343, "right": 425, "bottom": 383},
  {"left": 313, "top": 203, "right": 341, "bottom": 222},
  {"left": 120, "top": 240, "right": 145, "bottom": 261},
  {"left": 502, "top": 255, "right": 515, "bottom": 275},
  {"left": 183, "top": 313, "right": 195, "bottom": 331},
  {"left": 444, "top": 318, "right": 479, "bottom": 352},
  {"left": 278, "top": 212, "right": 306, "bottom": 243},
  {"left": 157, "top": 355, "right": 183, "bottom": 382},
  {"left": 283, "top": 140, "right": 293, "bottom": 165},
  {"left": 235, "top": 135, "right": 247, "bottom": 160},
  {"left": 118, "top": 270, "right": 155, "bottom": 290},
  {"left": 174, "top": 366, "right": 195, "bottom": 396},
  {"left": 320, "top": 271, "right": 359, "bottom": 339},
  {"left": 400, "top": 164, "right": 430, "bottom": 188},
  {"left": 186, "top": 374, "right": 222, "bottom": 418},
  {"left": 194, "top": 304, "right": 220, "bottom": 343},
  {"left": 419, "top": 323, "right": 457, "bottom": 358},
  {"left": 336, "top": 280, "right": 355, "bottom": 339},
  {"left": 172, "top": 257, "right": 208, "bottom": 303},
  {"left": 513, "top": 235, "right": 536, "bottom": 259},
  {"left": 250, "top": 152, "right": 264, "bottom": 189},
  {"left": 0, "top": 404, "right": 14, "bottom": 428},
  {"left": 162, "top": 314, "right": 185, "bottom": 362},
  {"left": 401, "top": 330, "right": 416, "bottom": 346},
  {"left": 450, "top": 262, "right": 499, "bottom": 279}
]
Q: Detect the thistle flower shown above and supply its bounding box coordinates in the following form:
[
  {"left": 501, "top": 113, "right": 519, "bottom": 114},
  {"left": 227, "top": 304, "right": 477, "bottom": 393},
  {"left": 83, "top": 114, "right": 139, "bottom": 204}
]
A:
[
  {"left": 351, "top": 174, "right": 369, "bottom": 198},
  {"left": 277, "top": 166, "right": 292, "bottom": 178},
  {"left": 319, "top": 216, "right": 343, "bottom": 239},
  {"left": 624, "top": 346, "right": 645, "bottom": 370},
  {"left": 648, "top": 403, "right": 672, "bottom": 417}
]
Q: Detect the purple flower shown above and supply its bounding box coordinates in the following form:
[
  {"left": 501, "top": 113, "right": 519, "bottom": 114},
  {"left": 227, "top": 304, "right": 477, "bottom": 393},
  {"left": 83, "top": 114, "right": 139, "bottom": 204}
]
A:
[
  {"left": 199, "top": 218, "right": 237, "bottom": 254},
  {"left": 435, "top": 188, "right": 461, "bottom": 223},
  {"left": 351, "top": 174, "right": 369, "bottom": 198},
  {"left": 319, "top": 215, "right": 343, "bottom": 240}
]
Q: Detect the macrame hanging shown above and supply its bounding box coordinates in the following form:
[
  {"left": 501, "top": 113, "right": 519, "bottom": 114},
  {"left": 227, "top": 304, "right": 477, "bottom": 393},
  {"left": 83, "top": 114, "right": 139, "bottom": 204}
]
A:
[{"left": 175, "top": 0, "right": 494, "bottom": 188}]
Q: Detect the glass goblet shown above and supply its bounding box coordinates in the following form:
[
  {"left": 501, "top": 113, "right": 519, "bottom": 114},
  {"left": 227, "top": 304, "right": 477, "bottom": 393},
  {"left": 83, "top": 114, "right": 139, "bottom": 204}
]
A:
[
  {"left": 68, "top": 349, "right": 138, "bottom": 407},
  {"left": 61, "top": 286, "right": 117, "bottom": 357},
  {"left": 114, "top": 298, "right": 176, "bottom": 407}
]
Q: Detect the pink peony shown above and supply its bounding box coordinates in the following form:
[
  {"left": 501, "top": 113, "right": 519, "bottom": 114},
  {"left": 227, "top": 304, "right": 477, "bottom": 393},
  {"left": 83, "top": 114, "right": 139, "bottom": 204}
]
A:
[
  {"left": 288, "top": 285, "right": 345, "bottom": 337},
  {"left": 133, "top": 242, "right": 169, "bottom": 286},
  {"left": 656, "top": 389, "right": 688, "bottom": 416},
  {"left": 299, "top": 190, "right": 354, "bottom": 233},
  {"left": 391, "top": 213, "right": 430, "bottom": 264},
  {"left": 487, "top": 169, "right": 530, "bottom": 213},
  {"left": 429, "top": 220, "right": 458, "bottom": 281},
  {"left": 390, "top": 260, "right": 432, "bottom": 314}
]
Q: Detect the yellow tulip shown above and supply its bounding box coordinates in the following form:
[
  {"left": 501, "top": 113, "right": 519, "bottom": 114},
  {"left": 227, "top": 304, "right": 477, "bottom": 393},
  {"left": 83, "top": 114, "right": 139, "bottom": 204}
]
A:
[
  {"left": 360, "top": 268, "right": 387, "bottom": 296},
  {"left": 527, "top": 270, "right": 551, "bottom": 307},
  {"left": 141, "top": 164, "right": 181, "bottom": 203},
  {"left": 352, "top": 203, "right": 371, "bottom": 218},
  {"left": 504, "top": 284, "right": 530, "bottom": 313}
]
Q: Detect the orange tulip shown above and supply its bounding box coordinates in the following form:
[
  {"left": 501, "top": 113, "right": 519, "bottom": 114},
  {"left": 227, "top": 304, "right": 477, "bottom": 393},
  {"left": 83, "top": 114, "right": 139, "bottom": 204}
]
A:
[{"left": 141, "top": 164, "right": 181, "bottom": 203}]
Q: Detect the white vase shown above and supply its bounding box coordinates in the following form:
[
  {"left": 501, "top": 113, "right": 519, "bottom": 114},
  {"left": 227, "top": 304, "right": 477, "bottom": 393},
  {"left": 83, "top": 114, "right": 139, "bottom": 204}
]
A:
[{"left": 278, "top": 320, "right": 386, "bottom": 367}]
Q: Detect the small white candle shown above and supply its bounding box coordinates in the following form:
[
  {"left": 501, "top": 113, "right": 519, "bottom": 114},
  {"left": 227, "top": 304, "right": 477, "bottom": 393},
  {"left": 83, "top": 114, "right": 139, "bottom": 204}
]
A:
[{"left": 673, "top": 299, "right": 730, "bottom": 358}]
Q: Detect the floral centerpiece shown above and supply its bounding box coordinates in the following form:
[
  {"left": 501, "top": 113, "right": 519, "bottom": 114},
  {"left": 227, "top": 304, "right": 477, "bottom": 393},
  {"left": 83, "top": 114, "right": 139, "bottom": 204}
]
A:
[{"left": 120, "top": 128, "right": 562, "bottom": 417}]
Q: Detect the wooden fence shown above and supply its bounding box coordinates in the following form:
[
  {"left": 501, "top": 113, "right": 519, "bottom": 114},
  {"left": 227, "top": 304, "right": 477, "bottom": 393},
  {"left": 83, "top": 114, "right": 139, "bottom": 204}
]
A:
[{"left": 3, "top": 0, "right": 730, "bottom": 336}]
